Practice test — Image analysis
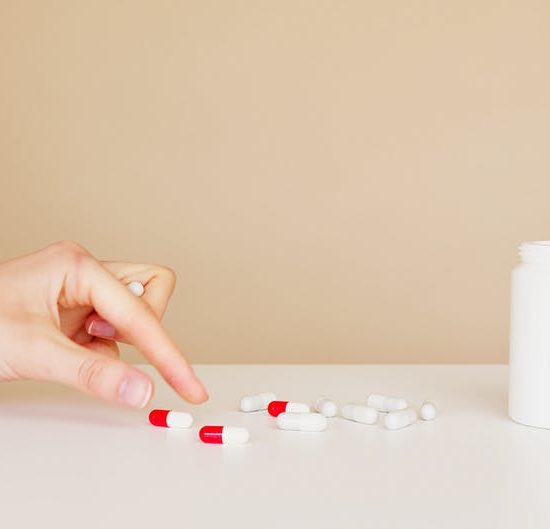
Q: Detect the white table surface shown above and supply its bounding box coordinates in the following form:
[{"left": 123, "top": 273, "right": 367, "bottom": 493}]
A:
[{"left": 1, "top": 364, "right": 549, "bottom": 529}]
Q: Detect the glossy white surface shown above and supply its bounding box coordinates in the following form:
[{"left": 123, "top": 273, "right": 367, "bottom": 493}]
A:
[{"left": 1, "top": 364, "right": 550, "bottom": 529}]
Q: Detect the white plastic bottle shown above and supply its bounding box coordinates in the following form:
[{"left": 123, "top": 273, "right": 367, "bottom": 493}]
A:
[{"left": 509, "top": 241, "right": 550, "bottom": 428}]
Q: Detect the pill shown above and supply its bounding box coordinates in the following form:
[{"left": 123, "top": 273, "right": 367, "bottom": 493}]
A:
[
  {"left": 277, "top": 412, "right": 328, "bottom": 432},
  {"left": 419, "top": 401, "right": 437, "bottom": 421},
  {"left": 384, "top": 408, "right": 417, "bottom": 430},
  {"left": 149, "top": 409, "right": 193, "bottom": 429},
  {"left": 341, "top": 404, "right": 378, "bottom": 425},
  {"left": 267, "top": 401, "right": 310, "bottom": 417},
  {"left": 367, "top": 394, "right": 408, "bottom": 412},
  {"left": 314, "top": 396, "right": 338, "bottom": 417},
  {"left": 127, "top": 281, "right": 145, "bottom": 297},
  {"left": 199, "top": 426, "right": 250, "bottom": 444},
  {"left": 240, "top": 392, "right": 276, "bottom": 412}
]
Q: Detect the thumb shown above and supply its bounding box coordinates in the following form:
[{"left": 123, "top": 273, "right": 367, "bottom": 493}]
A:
[{"left": 43, "top": 335, "right": 153, "bottom": 408}]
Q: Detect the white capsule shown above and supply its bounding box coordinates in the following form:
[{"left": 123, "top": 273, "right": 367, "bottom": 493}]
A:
[
  {"left": 287, "top": 402, "right": 310, "bottom": 413},
  {"left": 222, "top": 427, "right": 250, "bottom": 444},
  {"left": 314, "top": 396, "right": 338, "bottom": 417},
  {"left": 341, "top": 404, "right": 378, "bottom": 425},
  {"left": 239, "top": 392, "right": 276, "bottom": 412},
  {"left": 167, "top": 411, "right": 193, "bottom": 428},
  {"left": 419, "top": 400, "right": 437, "bottom": 421},
  {"left": 277, "top": 412, "right": 328, "bottom": 432},
  {"left": 367, "top": 393, "right": 408, "bottom": 412},
  {"left": 127, "top": 281, "right": 145, "bottom": 297},
  {"left": 384, "top": 408, "right": 417, "bottom": 430}
]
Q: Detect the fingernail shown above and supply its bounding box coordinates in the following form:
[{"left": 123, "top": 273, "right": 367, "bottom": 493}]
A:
[
  {"left": 187, "top": 367, "right": 209, "bottom": 402},
  {"left": 87, "top": 319, "right": 116, "bottom": 339},
  {"left": 197, "top": 380, "right": 209, "bottom": 402},
  {"left": 119, "top": 371, "right": 153, "bottom": 408}
]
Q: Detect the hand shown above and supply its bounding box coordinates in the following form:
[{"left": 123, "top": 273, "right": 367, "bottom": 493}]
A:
[{"left": 0, "top": 241, "right": 208, "bottom": 408}]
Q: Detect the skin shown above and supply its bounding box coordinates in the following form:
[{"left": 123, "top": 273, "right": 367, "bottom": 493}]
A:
[{"left": 0, "top": 241, "right": 208, "bottom": 408}]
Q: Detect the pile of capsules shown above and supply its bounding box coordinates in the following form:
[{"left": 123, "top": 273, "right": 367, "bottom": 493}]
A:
[
  {"left": 134, "top": 282, "right": 436, "bottom": 445},
  {"left": 148, "top": 393, "right": 437, "bottom": 445}
]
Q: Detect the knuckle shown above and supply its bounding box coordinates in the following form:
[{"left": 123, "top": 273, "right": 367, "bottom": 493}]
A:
[
  {"left": 62, "top": 250, "right": 96, "bottom": 303},
  {"left": 50, "top": 240, "right": 89, "bottom": 257},
  {"left": 159, "top": 266, "right": 177, "bottom": 289},
  {"left": 77, "top": 357, "right": 108, "bottom": 393},
  {"left": 53, "top": 240, "right": 87, "bottom": 253}
]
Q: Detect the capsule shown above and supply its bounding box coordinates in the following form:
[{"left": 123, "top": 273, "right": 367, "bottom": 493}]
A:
[
  {"left": 419, "top": 400, "right": 437, "bottom": 421},
  {"left": 199, "top": 426, "right": 250, "bottom": 444},
  {"left": 277, "top": 412, "right": 328, "bottom": 432},
  {"left": 341, "top": 404, "right": 378, "bottom": 425},
  {"left": 149, "top": 409, "right": 193, "bottom": 429},
  {"left": 367, "top": 394, "right": 408, "bottom": 412},
  {"left": 127, "top": 280, "right": 145, "bottom": 297},
  {"left": 267, "top": 401, "right": 310, "bottom": 417},
  {"left": 384, "top": 408, "right": 417, "bottom": 430},
  {"left": 314, "top": 396, "right": 338, "bottom": 417},
  {"left": 240, "top": 392, "right": 276, "bottom": 412}
]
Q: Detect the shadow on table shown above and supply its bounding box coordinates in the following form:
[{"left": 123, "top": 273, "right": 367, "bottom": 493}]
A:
[{"left": 0, "top": 379, "right": 142, "bottom": 429}]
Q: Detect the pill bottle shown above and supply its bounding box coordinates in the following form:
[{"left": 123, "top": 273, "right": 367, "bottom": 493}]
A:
[{"left": 509, "top": 241, "right": 550, "bottom": 428}]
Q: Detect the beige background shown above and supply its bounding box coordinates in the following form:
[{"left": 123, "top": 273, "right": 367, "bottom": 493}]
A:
[{"left": 1, "top": 1, "right": 549, "bottom": 364}]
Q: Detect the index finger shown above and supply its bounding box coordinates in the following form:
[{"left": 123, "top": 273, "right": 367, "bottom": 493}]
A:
[{"left": 66, "top": 254, "right": 208, "bottom": 404}]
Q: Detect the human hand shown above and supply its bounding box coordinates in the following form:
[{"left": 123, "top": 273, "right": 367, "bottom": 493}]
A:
[{"left": 0, "top": 241, "right": 208, "bottom": 408}]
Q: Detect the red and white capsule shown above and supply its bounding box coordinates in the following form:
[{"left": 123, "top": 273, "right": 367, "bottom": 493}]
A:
[
  {"left": 267, "top": 401, "right": 310, "bottom": 417},
  {"left": 149, "top": 409, "right": 193, "bottom": 429},
  {"left": 199, "top": 426, "right": 250, "bottom": 444}
]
